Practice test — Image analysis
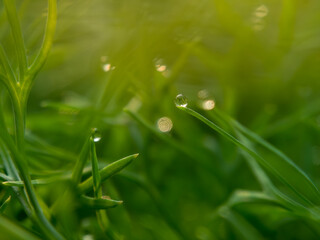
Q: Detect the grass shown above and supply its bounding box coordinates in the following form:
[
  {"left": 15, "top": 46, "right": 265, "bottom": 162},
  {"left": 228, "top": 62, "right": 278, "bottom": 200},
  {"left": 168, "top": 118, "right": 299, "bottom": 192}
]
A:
[{"left": 1, "top": 0, "right": 320, "bottom": 239}]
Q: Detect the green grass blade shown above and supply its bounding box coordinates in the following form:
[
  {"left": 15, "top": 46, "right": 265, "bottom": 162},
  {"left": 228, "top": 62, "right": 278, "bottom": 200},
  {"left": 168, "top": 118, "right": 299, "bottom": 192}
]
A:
[
  {"left": 0, "top": 44, "right": 17, "bottom": 83},
  {"left": 80, "top": 195, "right": 123, "bottom": 209},
  {"left": 90, "top": 138, "right": 101, "bottom": 198},
  {"left": 71, "top": 138, "right": 90, "bottom": 184},
  {"left": 177, "top": 106, "right": 320, "bottom": 208},
  {"left": 0, "top": 215, "right": 41, "bottom": 240},
  {"left": 214, "top": 109, "right": 320, "bottom": 206},
  {"left": 0, "top": 195, "right": 11, "bottom": 213},
  {"left": 78, "top": 153, "right": 138, "bottom": 194},
  {"left": 4, "top": 0, "right": 28, "bottom": 81},
  {"left": 28, "top": 0, "right": 57, "bottom": 78},
  {"left": 218, "top": 206, "right": 264, "bottom": 240},
  {"left": 226, "top": 190, "right": 285, "bottom": 209}
]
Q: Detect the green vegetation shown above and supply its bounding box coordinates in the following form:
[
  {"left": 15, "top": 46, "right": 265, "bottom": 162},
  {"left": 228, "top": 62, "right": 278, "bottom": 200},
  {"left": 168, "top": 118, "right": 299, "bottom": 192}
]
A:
[{"left": 1, "top": 0, "right": 320, "bottom": 239}]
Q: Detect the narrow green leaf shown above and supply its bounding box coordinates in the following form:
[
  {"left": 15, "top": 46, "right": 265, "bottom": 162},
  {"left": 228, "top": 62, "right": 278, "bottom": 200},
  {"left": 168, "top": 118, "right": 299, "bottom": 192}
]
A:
[
  {"left": 71, "top": 138, "right": 90, "bottom": 184},
  {"left": 4, "top": 0, "right": 27, "bottom": 81},
  {"left": 0, "top": 215, "right": 41, "bottom": 240},
  {"left": 28, "top": 0, "right": 57, "bottom": 78},
  {"left": 80, "top": 195, "right": 122, "bottom": 209},
  {"left": 214, "top": 109, "right": 320, "bottom": 206},
  {"left": 90, "top": 138, "right": 101, "bottom": 198},
  {"left": 78, "top": 153, "right": 138, "bottom": 194},
  {"left": 226, "top": 190, "right": 285, "bottom": 209},
  {"left": 0, "top": 44, "right": 16, "bottom": 83},
  {"left": 177, "top": 106, "right": 320, "bottom": 208},
  {"left": 218, "top": 206, "right": 264, "bottom": 240},
  {"left": 0, "top": 195, "right": 11, "bottom": 213}
]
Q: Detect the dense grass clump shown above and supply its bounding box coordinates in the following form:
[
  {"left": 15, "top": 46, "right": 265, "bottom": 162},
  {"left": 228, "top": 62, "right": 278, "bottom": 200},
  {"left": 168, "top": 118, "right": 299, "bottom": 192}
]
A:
[{"left": 1, "top": 0, "right": 320, "bottom": 239}]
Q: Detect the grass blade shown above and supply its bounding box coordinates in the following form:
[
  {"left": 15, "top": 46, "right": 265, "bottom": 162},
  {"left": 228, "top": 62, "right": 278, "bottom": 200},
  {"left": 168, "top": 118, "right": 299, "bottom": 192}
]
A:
[
  {"left": 78, "top": 153, "right": 138, "bottom": 194},
  {"left": 80, "top": 195, "right": 122, "bottom": 209},
  {"left": 218, "top": 206, "right": 264, "bottom": 240},
  {"left": 177, "top": 106, "right": 320, "bottom": 208},
  {"left": 0, "top": 215, "right": 41, "bottom": 240},
  {"left": 214, "top": 109, "right": 320, "bottom": 206},
  {"left": 0, "top": 195, "right": 11, "bottom": 213},
  {"left": 4, "top": 0, "right": 27, "bottom": 81}
]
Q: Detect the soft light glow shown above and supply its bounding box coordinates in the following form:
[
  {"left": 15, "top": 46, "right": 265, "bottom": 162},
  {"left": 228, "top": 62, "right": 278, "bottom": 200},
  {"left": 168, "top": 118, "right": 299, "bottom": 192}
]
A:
[
  {"left": 102, "top": 63, "right": 111, "bottom": 72},
  {"left": 100, "top": 56, "right": 107, "bottom": 62},
  {"left": 197, "top": 89, "right": 209, "bottom": 99},
  {"left": 157, "top": 117, "right": 173, "bottom": 132},
  {"left": 156, "top": 64, "right": 167, "bottom": 72},
  {"left": 252, "top": 4, "right": 268, "bottom": 31},
  {"left": 254, "top": 5, "right": 269, "bottom": 18},
  {"left": 202, "top": 99, "right": 215, "bottom": 110}
]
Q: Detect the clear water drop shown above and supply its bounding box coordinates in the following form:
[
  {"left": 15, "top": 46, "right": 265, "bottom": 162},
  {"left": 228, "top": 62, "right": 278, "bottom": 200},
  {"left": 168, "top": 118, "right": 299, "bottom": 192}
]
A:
[
  {"left": 91, "top": 128, "right": 101, "bottom": 142},
  {"left": 175, "top": 94, "right": 188, "bottom": 107}
]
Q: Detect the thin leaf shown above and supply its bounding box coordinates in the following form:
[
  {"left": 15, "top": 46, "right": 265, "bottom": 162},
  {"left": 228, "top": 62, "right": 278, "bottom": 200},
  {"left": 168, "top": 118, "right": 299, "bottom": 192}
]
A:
[
  {"left": 0, "top": 195, "right": 11, "bottom": 213},
  {"left": 80, "top": 195, "right": 122, "bottom": 209},
  {"left": 0, "top": 215, "right": 41, "bottom": 240},
  {"left": 78, "top": 153, "right": 138, "bottom": 194},
  {"left": 177, "top": 106, "right": 320, "bottom": 208},
  {"left": 214, "top": 109, "right": 320, "bottom": 206},
  {"left": 218, "top": 206, "right": 264, "bottom": 240}
]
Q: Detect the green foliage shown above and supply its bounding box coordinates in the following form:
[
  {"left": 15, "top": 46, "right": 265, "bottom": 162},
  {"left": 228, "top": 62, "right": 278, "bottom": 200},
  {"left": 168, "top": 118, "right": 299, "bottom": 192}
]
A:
[{"left": 1, "top": 0, "right": 320, "bottom": 239}]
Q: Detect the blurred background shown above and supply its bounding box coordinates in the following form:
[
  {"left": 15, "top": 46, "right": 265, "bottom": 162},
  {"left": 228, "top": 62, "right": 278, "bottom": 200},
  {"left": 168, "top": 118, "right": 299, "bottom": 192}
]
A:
[{"left": 2, "top": 0, "right": 320, "bottom": 239}]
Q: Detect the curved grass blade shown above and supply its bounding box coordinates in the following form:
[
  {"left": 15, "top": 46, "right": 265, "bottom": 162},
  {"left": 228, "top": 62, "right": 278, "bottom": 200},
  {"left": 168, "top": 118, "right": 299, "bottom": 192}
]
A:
[
  {"left": 72, "top": 138, "right": 90, "bottom": 184},
  {"left": 177, "top": 106, "right": 320, "bottom": 208},
  {"left": 28, "top": 0, "right": 57, "bottom": 78},
  {"left": 0, "top": 195, "right": 11, "bottom": 213},
  {"left": 213, "top": 109, "right": 320, "bottom": 206},
  {"left": 226, "top": 190, "right": 286, "bottom": 209},
  {"left": 4, "top": 0, "right": 27, "bottom": 81},
  {"left": 218, "top": 206, "right": 264, "bottom": 240},
  {"left": 78, "top": 153, "right": 138, "bottom": 194},
  {"left": 80, "top": 196, "right": 123, "bottom": 209},
  {"left": 0, "top": 215, "right": 41, "bottom": 240}
]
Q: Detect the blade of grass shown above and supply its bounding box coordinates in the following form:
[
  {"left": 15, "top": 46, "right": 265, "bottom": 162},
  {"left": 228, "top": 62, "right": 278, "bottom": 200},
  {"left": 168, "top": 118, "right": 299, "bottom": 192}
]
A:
[
  {"left": 89, "top": 137, "right": 111, "bottom": 235},
  {"left": 177, "top": 106, "right": 320, "bottom": 215},
  {"left": 71, "top": 138, "right": 90, "bottom": 184},
  {"left": 213, "top": 108, "right": 320, "bottom": 206},
  {"left": 218, "top": 206, "right": 264, "bottom": 240},
  {"left": 80, "top": 195, "right": 123, "bottom": 209},
  {"left": 78, "top": 153, "right": 138, "bottom": 194},
  {"left": 0, "top": 215, "right": 41, "bottom": 240},
  {"left": 4, "top": 0, "right": 27, "bottom": 82},
  {"left": 27, "top": 0, "right": 57, "bottom": 78},
  {"left": 0, "top": 195, "right": 11, "bottom": 213},
  {"left": 0, "top": 44, "right": 17, "bottom": 83}
]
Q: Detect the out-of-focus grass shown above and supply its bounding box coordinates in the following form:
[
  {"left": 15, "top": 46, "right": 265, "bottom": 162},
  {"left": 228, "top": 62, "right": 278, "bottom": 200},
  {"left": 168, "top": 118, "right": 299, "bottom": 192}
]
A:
[{"left": 1, "top": 0, "right": 320, "bottom": 239}]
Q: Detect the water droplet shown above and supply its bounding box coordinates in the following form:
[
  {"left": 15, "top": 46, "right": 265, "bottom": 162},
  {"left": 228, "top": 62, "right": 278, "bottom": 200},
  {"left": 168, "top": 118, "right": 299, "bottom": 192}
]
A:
[
  {"left": 91, "top": 128, "right": 101, "bottom": 142},
  {"left": 202, "top": 99, "right": 215, "bottom": 110},
  {"left": 157, "top": 117, "right": 173, "bottom": 133},
  {"left": 175, "top": 94, "right": 188, "bottom": 107}
]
